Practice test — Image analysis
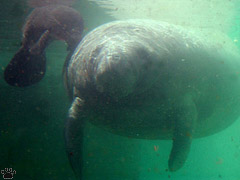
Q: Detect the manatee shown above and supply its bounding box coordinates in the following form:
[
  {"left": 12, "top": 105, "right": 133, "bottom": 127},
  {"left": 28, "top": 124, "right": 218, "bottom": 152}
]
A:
[
  {"left": 4, "top": 3, "right": 84, "bottom": 87},
  {"left": 63, "top": 19, "right": 240, "bottom": 179}
]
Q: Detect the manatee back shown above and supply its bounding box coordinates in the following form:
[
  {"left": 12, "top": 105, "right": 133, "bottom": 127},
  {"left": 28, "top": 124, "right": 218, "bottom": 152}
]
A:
[
  {"left": 66, "top": 20, "right": 240, "bottom": 138},
  {"left": 66, "top": 20, "right": 206, "bottom": 98}
]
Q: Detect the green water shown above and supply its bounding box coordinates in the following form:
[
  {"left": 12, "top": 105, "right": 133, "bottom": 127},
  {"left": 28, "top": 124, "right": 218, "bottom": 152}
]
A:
[{"left": 1, "top": 0, "right": 240, "bottom": 179}]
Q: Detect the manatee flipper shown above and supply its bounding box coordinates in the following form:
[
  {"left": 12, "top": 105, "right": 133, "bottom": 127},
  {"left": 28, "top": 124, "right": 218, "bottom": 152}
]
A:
[
  {"left": 168, "top": 95, "right": 197, "bottom": 172},
  {"left": 4, "top": 47, "right": 46, "bottom": 87},
  {"left": 29, "top": 30, "right": 50, "bottom": 54},
  {"left": 65, "top": 97, "right": 85, "bottom": 179}
]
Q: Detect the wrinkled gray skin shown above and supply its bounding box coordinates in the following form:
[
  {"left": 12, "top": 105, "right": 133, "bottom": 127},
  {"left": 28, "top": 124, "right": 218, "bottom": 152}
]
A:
[{"left": 64, "top": 20, "right": 240, "bottom": 179}]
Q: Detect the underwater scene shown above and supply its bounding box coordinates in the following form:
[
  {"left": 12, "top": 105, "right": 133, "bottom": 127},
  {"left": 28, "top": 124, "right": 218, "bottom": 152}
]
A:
[{"left": 1, "top": 0, "right": 240, "bottom": 179}]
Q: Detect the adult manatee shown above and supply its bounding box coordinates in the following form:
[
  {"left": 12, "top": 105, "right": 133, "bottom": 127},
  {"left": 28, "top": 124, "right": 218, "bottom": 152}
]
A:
[{"left": 64, "top": 19, "right": 240, "bottom": 179}]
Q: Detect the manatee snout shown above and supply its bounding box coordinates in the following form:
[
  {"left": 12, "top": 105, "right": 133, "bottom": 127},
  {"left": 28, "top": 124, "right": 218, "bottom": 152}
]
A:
[
  {"left": 95, "top": 51, "right": 138, "bottom": 99},
  {"left": 94, "top": 44, "right": 162, "bottom": 99}
]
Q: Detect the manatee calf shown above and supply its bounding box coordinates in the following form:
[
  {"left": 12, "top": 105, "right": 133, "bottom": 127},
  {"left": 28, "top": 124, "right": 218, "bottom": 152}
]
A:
[
  {"left": 64, "top": 19, "right": 240, "bottom": 178},
  {"left": 4, "top": 1, "right": 84, "bottom": 87}
]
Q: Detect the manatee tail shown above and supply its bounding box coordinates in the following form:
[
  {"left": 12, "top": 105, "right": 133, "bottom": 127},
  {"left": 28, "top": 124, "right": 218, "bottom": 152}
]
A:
[{"left": 4, "top": 47, "right": 46, "bottom": 87}]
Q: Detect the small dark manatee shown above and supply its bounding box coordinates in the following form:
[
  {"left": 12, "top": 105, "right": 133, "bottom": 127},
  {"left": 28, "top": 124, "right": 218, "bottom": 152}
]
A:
[{"left": 4, "top": 2, "right": 84, "bottom": 87}]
